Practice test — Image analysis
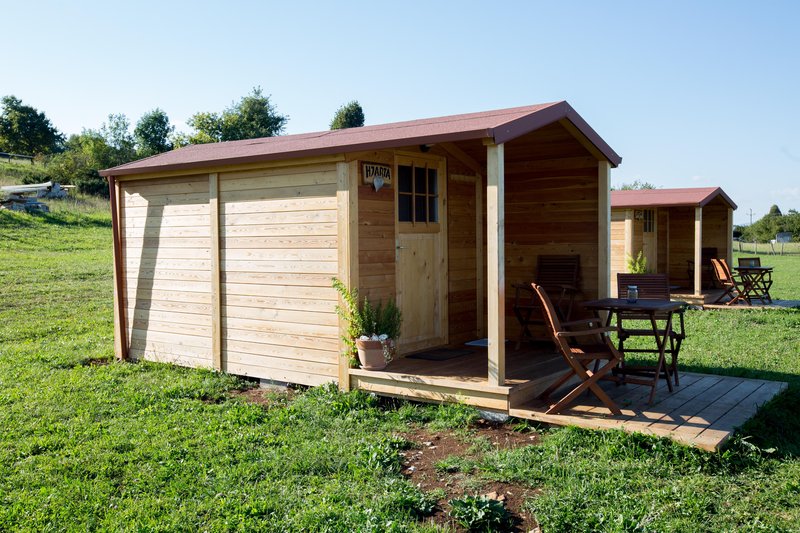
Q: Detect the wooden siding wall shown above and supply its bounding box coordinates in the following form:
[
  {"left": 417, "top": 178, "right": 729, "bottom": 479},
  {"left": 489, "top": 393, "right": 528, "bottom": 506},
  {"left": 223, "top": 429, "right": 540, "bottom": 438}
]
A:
[
  {"left": 447, "top": 176, "right": 479, "bottom": 344},
  {"left": 610, "top": 210, "right": 626, "bottom": 295},
  {"left": 357, "top": 184, "right": 396, "bottom": 304},
  {"left": 121, "top": 176, "right": 213, "bottom": 367},
  {"left": 218, "top": 164, "right": 340, "bottom": 386},
  {"left": 657, "top": 209, "right": 669, "bottom": 274},
  {"left": 668, "top": 207, "right": 695, "bottom": 286},
  {"left": 702, "top": 201, "right": 730, "bottom": 261},
  {"left": 504, "top": 156, "right": 600, "bottom": 338}
]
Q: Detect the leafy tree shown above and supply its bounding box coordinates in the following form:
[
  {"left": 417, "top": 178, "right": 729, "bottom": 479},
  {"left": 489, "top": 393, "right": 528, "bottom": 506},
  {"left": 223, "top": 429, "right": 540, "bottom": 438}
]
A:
[
  {"left": 740, "top": 206, "right": 800, "bottom": 243},
  {"left": 185, "top": 87, "right": 287, "bottom": 144},
  {"left": 330, "top": 100, "right": 365, "bottom": 130},
  {"left": 613, "top": 179, "right": 657, "bottom": 190},
  {"left": 0, "top": 95, "right": 65, "bottom": 155},
  {"left": 47, "top": 114, "right": 136, "bottom": 197},
  {"left": 134, "top": 108, "right": 174, "bottom": 157},
  {"left": 99, "top": 114, "right": 136, "bottom": 162}
]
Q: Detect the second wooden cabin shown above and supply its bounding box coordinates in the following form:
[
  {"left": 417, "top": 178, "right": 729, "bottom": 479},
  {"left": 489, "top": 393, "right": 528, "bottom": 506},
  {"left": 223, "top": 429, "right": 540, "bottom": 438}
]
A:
[{"left": 610, "top": 187, "right": 737, "bottom": 299}]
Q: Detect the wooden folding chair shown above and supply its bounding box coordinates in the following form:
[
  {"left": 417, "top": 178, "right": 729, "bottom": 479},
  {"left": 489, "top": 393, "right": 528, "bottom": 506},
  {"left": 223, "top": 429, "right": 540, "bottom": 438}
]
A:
[
  {"left": 616, "top": 273, "right": 685, "bottom": 386},
  {"left": 711, "top": 258, "right": 751, "bottom": 305},
  {"left": 532, "top": 283, "right": 622, "bottom": 415},
  {"left": 512, "top": 255, "right": 581, "bottom": 349}
]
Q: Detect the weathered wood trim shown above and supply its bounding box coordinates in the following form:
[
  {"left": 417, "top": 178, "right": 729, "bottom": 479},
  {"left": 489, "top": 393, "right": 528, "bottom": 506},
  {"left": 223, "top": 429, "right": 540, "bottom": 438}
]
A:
[
  {"left": 476, "top": 173, "right": 486, "bottom": 337},
  {"left": 486, "top": 142, "right": 505, "bottom": 386},
  {"left": 209, "top": 173, "right": 222, "bottom": 371},
  {"left": 598, "top": 161, "right": 611, "bottom": 298},
  {"left": 115, "top": 155, "right": 346, "bottom": 182},
  {"left": 336, "top": 161, "right": 358, "bottom": 391},
  {"left": 440, "top": 142, "right": 484, "bottom": 177},
  {"left": 694, "top": 206, "right": 703, "bottom": 296},
  {"left": 109, "top": 176, "right": 128, "bottom": 360},
  {"left": 558, "top": 118, "right": 608, "bottom": 162},
  {"left": 350, "top": 370, "right": 510, "bottom": 411}
]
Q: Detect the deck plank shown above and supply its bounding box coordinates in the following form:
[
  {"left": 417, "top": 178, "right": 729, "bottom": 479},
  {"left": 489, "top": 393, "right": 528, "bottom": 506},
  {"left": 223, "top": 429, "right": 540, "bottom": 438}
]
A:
[{"left": 506, "top": 372, "right": 786, "bottom": 451}]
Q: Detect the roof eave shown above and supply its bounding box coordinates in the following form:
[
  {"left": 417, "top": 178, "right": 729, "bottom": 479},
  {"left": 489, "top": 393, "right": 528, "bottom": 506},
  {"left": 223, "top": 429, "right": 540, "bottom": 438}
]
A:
[
  {"left": 698, "top": 188, "right": 738, "bottom": 210},
  {"left": 491, "top": 101, "right": 622, "bottom": 167},
  {"left": 100, "top": 129, "right": 494, "bottom": 177}
]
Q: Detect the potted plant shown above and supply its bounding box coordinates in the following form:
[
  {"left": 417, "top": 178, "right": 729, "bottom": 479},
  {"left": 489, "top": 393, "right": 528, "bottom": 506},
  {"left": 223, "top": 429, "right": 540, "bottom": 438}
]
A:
[{"left": 332, "top": 277, "right": 402, "bottom": 370}]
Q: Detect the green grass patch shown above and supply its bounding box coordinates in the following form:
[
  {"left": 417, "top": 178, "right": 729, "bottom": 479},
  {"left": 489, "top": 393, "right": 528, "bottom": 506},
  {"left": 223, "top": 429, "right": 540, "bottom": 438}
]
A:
[{"left": 2, "top": 207, "right": 800, "bottom": 530}]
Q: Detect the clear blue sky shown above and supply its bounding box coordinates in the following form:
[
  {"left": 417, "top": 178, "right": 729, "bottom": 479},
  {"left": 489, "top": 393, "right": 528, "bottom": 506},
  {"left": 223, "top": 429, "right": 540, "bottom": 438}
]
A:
[{"left": 2, "top": 1, "right": 798, "bottom": 225}]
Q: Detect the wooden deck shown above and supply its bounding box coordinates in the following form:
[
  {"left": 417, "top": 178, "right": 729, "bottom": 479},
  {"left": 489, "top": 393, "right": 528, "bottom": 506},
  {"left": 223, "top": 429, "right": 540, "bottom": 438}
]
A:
[
  {"left": 349, "top": 346, "right": 787, "bottom": 451},
  {"left": 511, "top": 371, "right": 787, "bottom": 451}
]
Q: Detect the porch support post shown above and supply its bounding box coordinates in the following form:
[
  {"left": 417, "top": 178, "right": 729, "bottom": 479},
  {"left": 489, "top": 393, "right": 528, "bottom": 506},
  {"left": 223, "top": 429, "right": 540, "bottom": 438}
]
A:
[
  {"left": 108, "top": 176, "right": 128, "bottom": 361},
  {"left": 694, "top": 206, "right": 703, "bottom": 296},
  {"left": 336, "top": 161, "right": 358, "bottom": 391},
  {"left": 726, "top": 207, "right": 734, "bottom": 266},
  {"left": 618, "top": 208, "right": 634, "bottom": 297},
  {"left": 486, "top": 142, "right": 505, "bottom": 387},
  {"left": 598, "top": 161, "right": 611, "bottom": 298}
]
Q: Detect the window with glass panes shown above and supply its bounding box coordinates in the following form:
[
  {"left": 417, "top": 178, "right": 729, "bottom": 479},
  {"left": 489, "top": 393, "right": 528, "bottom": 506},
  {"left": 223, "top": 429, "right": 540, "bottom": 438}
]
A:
[
  {"left": 643, "top": 209, "right": 655, "bottom": 233},
  {"left": 397, "top": 163, "right": 438, "bottom": 223}
]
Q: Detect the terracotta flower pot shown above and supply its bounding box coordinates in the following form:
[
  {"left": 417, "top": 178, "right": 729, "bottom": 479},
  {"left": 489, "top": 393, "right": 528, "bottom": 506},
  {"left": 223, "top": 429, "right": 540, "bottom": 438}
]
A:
[{"left": 356, "top": 339, "right": 388, "bottom": 370}]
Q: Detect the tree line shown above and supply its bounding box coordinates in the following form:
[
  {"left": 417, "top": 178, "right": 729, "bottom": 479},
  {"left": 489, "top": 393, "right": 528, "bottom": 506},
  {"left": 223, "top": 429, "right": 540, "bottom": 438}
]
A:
[
  {"left": 0, "top": 91, "right": 364, "bottom": 196},
  {"left": 735, "top": 205, "right": 800, "bottom": 243}
]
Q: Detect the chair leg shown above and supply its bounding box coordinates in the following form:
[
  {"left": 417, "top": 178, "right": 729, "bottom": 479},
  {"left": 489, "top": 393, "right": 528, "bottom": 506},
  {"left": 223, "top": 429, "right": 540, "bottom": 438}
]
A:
[
  {"left": 538, "top": 368, "right": 575, "bottom": 401},
  {"left": 545, "top": 360, "right": 622, "bottom": 416},
  {"left": 670, "top": 335, "right": 681, "bottom": 386}
]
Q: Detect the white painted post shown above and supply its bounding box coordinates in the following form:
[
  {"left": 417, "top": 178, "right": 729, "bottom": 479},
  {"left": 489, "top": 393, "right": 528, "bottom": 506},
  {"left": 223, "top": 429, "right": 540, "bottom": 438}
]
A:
[
  {"left": 694, "top": 207, "right": 703, "bottom": 296},
  {"left": 486, "top": 142, "right": 505, "bottom": 387}
]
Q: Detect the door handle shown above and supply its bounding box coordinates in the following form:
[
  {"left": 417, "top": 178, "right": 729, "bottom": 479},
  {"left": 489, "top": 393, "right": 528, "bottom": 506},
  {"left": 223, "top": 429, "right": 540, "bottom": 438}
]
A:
[{"left": 396, "top": 246, "right": 406, "bottom": 250}]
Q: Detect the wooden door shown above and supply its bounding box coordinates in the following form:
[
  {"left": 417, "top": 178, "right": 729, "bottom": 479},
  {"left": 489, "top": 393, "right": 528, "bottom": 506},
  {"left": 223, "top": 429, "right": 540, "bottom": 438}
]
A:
[
  {"left": 642, "top": 209, "right": 658, "bottom": 272},
  {"left": 395, "top": 155, "right": 447, "bottom": 353}
]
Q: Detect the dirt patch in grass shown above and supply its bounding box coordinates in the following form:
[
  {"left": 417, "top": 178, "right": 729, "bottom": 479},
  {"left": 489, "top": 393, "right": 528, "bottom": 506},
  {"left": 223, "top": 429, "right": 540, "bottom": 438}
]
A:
[
  {"left": 401, "top": 420, "right": 541, "bottom": 532},
  {"left": 83, "top": 357, "right": 111, "bottom": 366},
  {"left": 228, "top": 385, "right": 295, "bottom": 407}
]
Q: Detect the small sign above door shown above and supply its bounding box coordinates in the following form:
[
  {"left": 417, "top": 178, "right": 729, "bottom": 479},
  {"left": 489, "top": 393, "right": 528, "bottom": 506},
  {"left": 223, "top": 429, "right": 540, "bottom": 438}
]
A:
[{"left": 362, "top": 162, "right": 392, "bottom": 187}]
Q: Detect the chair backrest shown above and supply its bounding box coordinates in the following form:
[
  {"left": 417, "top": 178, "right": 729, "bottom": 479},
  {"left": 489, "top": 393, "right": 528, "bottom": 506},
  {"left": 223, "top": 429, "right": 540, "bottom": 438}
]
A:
[
  {"left": 617, "top": 273, "right": 670, "bottom": 300},
  {"left": 531, "top": 283, "right": 566, "bottom": 346},
  {"left": 738, "top": 257, "right": 761, "bottom": 268},
  {"left": 720, "top": 258, "right": 736, "bottom": 278},
  {"left": 710, "top": 258, "right": 732, "bottom": 285},
  {"left": 535, "top": 255, "right": 580, "bottom": 292}
]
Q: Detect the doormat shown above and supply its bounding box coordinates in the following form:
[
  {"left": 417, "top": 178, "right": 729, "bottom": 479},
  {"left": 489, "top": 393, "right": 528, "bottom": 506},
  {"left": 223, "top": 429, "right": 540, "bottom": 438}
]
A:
[
  {"left": 407, "top": 348, "right": 473, "bottom": 361},
  {"left": 464, "top": 338, "right": 508, "bottom": 347}
]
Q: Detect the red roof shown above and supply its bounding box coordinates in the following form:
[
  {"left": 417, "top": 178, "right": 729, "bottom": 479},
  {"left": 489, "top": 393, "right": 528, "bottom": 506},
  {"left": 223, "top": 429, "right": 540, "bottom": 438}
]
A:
[
  {"left": 100, "top": 101, "right": 621, "bottom": 176},
  {"left": 611, "top": 187, "right": 737, "bottom": 210}
]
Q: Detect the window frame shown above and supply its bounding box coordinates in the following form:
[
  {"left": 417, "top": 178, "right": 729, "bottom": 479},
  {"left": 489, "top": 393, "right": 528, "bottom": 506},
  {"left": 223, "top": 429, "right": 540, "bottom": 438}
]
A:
[{"left": 395, "top": 154, "right": 443, "bottom": 233}]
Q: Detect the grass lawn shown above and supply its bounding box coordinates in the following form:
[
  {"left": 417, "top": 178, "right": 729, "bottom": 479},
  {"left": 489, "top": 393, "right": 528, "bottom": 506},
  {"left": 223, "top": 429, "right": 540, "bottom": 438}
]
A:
[{"left": 2, "top": 209, "right": 800, "bottom": 531}]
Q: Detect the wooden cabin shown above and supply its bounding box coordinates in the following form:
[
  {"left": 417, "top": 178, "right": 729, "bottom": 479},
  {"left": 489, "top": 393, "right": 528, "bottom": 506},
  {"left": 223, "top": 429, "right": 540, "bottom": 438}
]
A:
[
  {"left": 610, "top": 187, "right": 737, "bottom": 298},
  {"left": 100, "top": 101, "right": 621, "bottom": 414}
]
